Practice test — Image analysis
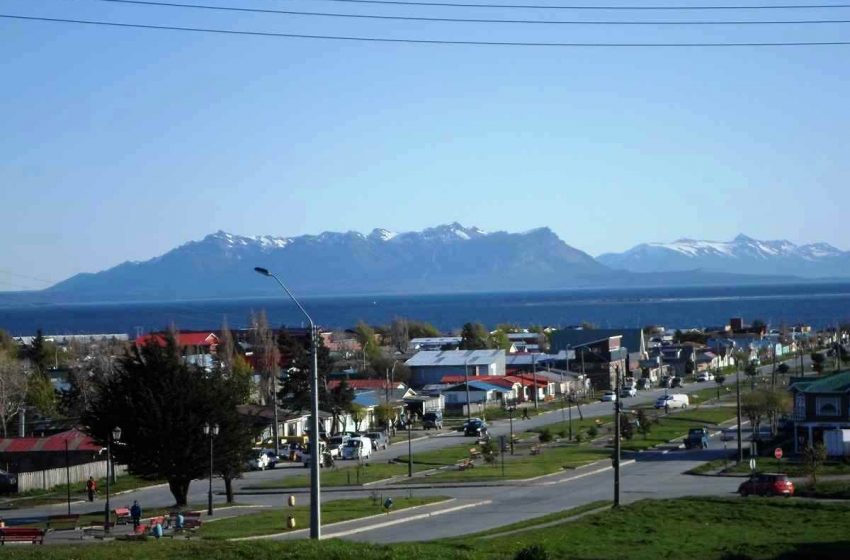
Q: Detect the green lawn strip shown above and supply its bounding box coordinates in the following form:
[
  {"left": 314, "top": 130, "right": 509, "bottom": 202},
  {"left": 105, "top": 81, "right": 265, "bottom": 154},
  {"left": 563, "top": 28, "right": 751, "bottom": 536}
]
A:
[
  {"left": 469, "top": 496, "right": 850, "bottom": 560},
  {"left": 619, "top": 406, "right": 737, "bottom": 452},
  {"left": 527, "top": 415, "right": 614, "bottom": 440},
  {"left": 409, "top": 444, "right": 611, "bottom": 483},
  {"left": 247, "top": 462, "right": 411, "bottom": 489},
  {"left": 447, "top": 500, "right": 611, "bottom": 540},
  {"left": 795, "top": 479, "right": 850, "bottom": 499},
  {"left": 720, "top": 459, "right": 850, "bottom": 477},
  {"left": 3, "top": 474, "right": 164, "bottom": 508},
  {"left": 200, "top": 496, "right": 447, "bottom": 540}
]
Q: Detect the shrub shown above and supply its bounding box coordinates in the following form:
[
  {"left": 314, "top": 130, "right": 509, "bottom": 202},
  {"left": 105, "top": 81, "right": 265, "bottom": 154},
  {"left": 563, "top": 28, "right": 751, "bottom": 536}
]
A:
[
  {"left": 539, "top": 428, "right": 554, "bottom": 443},
  {"left": 588, "top": 425, "right": 599, "bottom": 438},
  {"left": 515, "top": 544, "right": 549, "bottom": 560}
]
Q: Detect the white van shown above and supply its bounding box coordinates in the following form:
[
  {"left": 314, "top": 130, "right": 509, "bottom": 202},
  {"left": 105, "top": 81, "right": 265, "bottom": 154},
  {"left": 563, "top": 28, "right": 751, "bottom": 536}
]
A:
[
  {"left": 342, "top": 437, "right": 372, "bottom": 460},
  {"left": 655, "top": 394, "right": 689, "bottom": 410}
]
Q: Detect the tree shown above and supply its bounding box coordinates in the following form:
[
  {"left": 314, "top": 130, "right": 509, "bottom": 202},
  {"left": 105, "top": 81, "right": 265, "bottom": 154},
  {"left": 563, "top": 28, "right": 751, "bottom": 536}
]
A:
[
  {"left": 459, "top": 322, "right": 490, "bottom": 350},
  {"left": 26, "top": 330, "right": 52, "bottom": 373},
  {"left": 741, "top": 390, "right": 768, "bottom": 442},
  {"left": 762, "top": 387, "right": 792, "bottom": 437},
  {"left": 635, "top": 409, "right": 652, "bottom": 440},
  {"left": 83, "top": 335, "right": 226, "bottom": 506},
  {"left": 802, "top": 443, "right": 827, "bottom": 486},
  {"left": 249, "top": 311, "right": 280, "bottom": 406},
  {"left": 350, "top": 404, "right": 366, "bottom": 432},
  {"left": 744, "top": 362, "right": 759, "bottom": 390},
  {"left": 0, "top": 330, "right": 17, "bottom": 358},
  {"left": 619, "top": 415, "right": 635, "bottom": 441},
  {"left": 407, "top": 321, "right": 441, "bottom": 339},
  {"left": 0, "top": 353, "right": 27, "bottom": 437},
  {"left": 715, "top": 375, "right": 726, "bottom": 400},
  {"left": 27, "top": 372, "right": 57, "bottom": 417},
  {"left": 489, "top": 330, "right": 512, "bottom": 351},
  {"left": 325, "top": 380, "right": 355, "bottom": 434},
  {"left": 388, "top": 317, "right": 410, "bottom": 354},
  {"left": 811, "top": 352, "right": 826, "bottom": 374},
  {"left": 277, "top": 331, "right": 332, "bottom": 413}
]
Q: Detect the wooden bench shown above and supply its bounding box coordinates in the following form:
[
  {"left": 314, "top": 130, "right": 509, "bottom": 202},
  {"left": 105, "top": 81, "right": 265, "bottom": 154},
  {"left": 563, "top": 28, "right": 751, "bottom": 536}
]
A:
[
  {"left": 468, "top": 448, "right": 482, "bottom": 460},
  {"left": 114, "top": 507, "right": 132, "bottom": 525},
  {"left": 0, "top": 528, "right": 46, "bottom": 545},
  {"left": 46, "top": 514, "right": 80, "bottom": 531}
]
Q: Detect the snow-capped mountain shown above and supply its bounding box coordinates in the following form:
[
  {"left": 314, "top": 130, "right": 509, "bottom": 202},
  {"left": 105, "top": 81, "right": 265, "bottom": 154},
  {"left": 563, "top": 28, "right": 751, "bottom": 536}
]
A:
[
  {"left": 45, "top": 224, "right": 608, "bottom": 301},
  {"left": 597, "top": 234, "right": 850, "bottom": 277}
]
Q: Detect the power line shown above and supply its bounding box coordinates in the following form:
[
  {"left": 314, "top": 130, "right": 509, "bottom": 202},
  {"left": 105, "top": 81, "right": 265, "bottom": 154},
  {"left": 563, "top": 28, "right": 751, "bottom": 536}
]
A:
[
  {"left": 248, "top": 0, "right": 850, "bottom": 10},
  {"left": 4, "top": 13, "right": 850, "bottom": 46},
  {"left": 79, "top": 0, "right": 850, "bottom": 25}
]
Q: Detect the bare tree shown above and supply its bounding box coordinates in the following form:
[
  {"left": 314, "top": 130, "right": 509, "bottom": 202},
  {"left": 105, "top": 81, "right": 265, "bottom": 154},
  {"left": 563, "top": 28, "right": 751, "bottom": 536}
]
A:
[
  {"left": 389, "top": 317, "right": 410, "bottom": 354},
  {"left": 218, "top": 317, "right": 237, "bottom": 373},
  {"left": 0, "top": 353, "right": 28, "bottom": 437},
  {"left": 249, "top": 311, "right": 280, "bottom": 406}
]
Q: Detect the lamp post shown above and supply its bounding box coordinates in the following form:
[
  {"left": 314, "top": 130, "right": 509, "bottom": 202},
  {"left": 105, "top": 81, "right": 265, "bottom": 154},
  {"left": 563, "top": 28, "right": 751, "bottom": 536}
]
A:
[
  {"left": 507, "top": 403, "right": 515, "bottom": 455},
  {"left": 104, "top": 426, "right": 121, "bottom": 533},
  {"left": 203, "top": 422, "right": 219, "bottom": 516},
  {"left": 464, "top": 358, "right": 472, "bottom": 424},
  {"left": 407, "top": 410, "right": 413, "bottom": 477},
  {"left": 254, "top": 267, "right": 321, "bottom": 539}
]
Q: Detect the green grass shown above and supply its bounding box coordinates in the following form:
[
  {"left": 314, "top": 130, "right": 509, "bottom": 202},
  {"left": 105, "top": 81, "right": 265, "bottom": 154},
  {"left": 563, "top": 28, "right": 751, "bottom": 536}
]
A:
[
  {"left": 200, "top": 496, "right": 447, "bottom": 540},
  {"left": 620, "top": 406, "right": 738, "bottom": 452},
  {"left": 454, "top": 500, "right": 611, "bottom": 539},
  {"left": 248, "top": 462, "right": 411, "bottom": 489},
  {"left": 3, "top": 497, "right": 850, "bottom": 559},
  {"left": 2, "top": 475, "right": 164, "bottom": 508},
  {"left": 795, "top": 479, "right": 850, "bottom": 499},
  {"left": 412, "top": 444, "right": 612, "bottom": 483}
]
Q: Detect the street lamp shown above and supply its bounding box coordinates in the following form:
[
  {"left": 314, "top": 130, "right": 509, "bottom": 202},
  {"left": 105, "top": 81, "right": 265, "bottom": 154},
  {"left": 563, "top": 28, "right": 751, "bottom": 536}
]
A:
[
  {"left": 507, "top": 403, "right": 515, "bottom": 455},
  {"left": 254, "top": 266, "right": 322, "bottom": 539},
  {"left": 105, "top": 426, "right": 121, "bottom": 534},
  {"left": 407, "top": 410, "right": 413, "bottom": 477},
  {"left": 203, "top": 422, "right": 220, "bottom": 516}
]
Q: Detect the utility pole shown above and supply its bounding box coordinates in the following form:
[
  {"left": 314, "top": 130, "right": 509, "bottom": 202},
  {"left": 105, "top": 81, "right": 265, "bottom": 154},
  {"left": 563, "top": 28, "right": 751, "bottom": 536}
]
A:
[
  {"left": 736, "top": 359, "right": 743, "bottom": 463},
  {"left": 464, "top": 358, "right": 472, "bottom": 424},
  {"left": 532, "top": 353, "right": 539, "bottom": 410},
  {"left": 613, "top": 366, "right": 621, "bottom": 508}
]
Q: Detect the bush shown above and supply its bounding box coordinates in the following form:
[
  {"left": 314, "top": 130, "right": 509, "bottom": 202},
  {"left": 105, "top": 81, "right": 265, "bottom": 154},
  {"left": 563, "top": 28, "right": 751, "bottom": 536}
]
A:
[
  {"left": 557, "top": 428, "right": 568, "bottom": 439},
  {"left": 539, "top": 428, "right": 554, "bottom": 443},
  {"left": 515, "top": 544, "right": 549, "bottom": 560},
  {"left": 575, "top": 433, "right": 584, "bottom": 443},
  {"left": 588, "top": 425, "right": 599, "bottom": 438}
]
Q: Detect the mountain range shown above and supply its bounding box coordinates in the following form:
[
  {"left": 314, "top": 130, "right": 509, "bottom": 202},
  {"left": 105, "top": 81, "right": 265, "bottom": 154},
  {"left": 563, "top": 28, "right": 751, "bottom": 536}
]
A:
[{"left": 5, "top": 225, "right": 848, "bottom": 304}]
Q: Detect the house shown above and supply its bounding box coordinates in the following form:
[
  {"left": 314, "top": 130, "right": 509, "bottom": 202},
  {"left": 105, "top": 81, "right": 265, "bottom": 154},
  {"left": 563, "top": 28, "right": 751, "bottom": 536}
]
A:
[
  {"left": 326, "top": 379, "right": 408, "bottom": 392},
  {"left": 408, "top": 337, "right": 462, "bottom": 352},
  {"left": 441, "top": 380, "right": 513, "bottom": 412},
  {"left": 135, "top": 331, "right": 220, "bottom": 353},
  {"left": 0, "top": 429, "right": 104, "bottom": 473},
  {"left": 550, "top": 334, "right": 627, "bottom": 390},
  {"left": 504, "top": 351, "right": 575, "bottom": 374},
  {"left": 440, "top": 375, "right": 525, "bottom": 402},
  {"left": 506, "top": 332, "right": 546, "bottom": 353},
  {"left": 406, "top": 349, "right": 506, "bottom": 388},
  {"left": 790, "top": 371, "right": 850, "bottom": 453},
  {"left": 550, "top": 328, "right": 648, "bottom": 374}
]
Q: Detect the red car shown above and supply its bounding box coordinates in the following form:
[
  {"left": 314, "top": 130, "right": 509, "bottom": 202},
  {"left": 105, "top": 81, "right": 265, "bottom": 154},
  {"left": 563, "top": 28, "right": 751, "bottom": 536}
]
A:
[{"left": 738, "top": 473, "right": 794, "bottom": 497}]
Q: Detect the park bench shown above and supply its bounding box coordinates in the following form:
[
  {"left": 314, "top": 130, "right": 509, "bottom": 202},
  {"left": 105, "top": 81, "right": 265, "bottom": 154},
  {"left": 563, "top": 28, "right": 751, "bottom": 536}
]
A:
[
  {"left": 46, "top": 514, "right": 80, "bottom": 531},
  {"left": 468, "top": 448, "right": 482, "bottom": 460},
  {"left": 0, "top": 527, "right": 46, "bottom": 545},
  {"left": 114, "top": 507, "right": 132, "bottom": 525},
  {"left": 530, "top": 445, "right": 542, "bottom": 456}
]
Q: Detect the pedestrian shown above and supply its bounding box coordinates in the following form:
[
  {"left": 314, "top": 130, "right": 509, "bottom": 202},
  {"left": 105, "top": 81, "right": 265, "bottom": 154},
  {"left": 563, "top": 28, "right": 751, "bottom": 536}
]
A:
[
  {"left": 664, "top": 403, "right": 670, "bottom": 415},
  {"left": 86, "top": 476, "right": 96, "bottom": 502},
  {"left": 151, "top": 520, "right": 163, "bottom": 539},
  {"left": 130, "top": 500, "right": 142, "bottom": 529},
  {"left": 522, "top": 408, "right": 530, "bottom": 420}
]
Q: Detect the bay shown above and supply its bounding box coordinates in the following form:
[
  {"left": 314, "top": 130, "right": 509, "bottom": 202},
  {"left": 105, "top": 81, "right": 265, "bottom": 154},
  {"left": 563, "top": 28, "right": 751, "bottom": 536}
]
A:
[{"left": 1, "top": 283, "right": 850, "bottom": 337}]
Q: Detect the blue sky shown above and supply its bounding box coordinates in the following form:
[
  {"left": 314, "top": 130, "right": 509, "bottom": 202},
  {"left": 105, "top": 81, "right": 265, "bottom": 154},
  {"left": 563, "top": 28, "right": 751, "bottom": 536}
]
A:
[{"left": 2, "top": 0, "right": 849, "bottom": 291}]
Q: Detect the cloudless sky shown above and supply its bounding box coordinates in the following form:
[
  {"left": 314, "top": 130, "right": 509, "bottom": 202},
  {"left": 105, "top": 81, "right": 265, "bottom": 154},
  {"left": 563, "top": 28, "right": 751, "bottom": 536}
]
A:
[{"left": 1, "top": 0, "right": 849, "bottom": 290}]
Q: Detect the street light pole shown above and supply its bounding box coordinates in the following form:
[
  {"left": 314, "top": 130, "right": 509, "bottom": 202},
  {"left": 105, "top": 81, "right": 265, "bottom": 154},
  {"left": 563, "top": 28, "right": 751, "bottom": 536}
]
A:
[
  {"left": 407, "top": 411, "right": 413, "bottom": 477},
  {"left": 254, "top": 267, "right": 321, "bottom": 539},
  {"left": 736, "top": 360, "right": 743, "bottom": 464},
  {"left": 613, "top": 368, "right": 621, "bottom": 508},
  {"left": 104, "top": 426, "right": 121, "bottom": 533},
  {"left": 203, "top": 422, "right": 219, "bottom": 516},
  {"left": 464, "top": 358, "right": 472, "bottom": 424},
  {"left": 508, "top": 405, "right": 515, "bottom": 455},
  {"left": 532, "top": 353, "right": 539, "bottom": 410}
]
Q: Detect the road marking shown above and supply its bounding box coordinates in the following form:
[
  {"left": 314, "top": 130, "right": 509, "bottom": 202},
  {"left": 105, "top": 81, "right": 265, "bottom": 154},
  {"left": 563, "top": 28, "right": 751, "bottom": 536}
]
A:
[
  {"left": 538, "top": 460, "right": 635, "bottom": 486},
  {"left": 321, "top": 499, "right": 492, "bottom": 539}
]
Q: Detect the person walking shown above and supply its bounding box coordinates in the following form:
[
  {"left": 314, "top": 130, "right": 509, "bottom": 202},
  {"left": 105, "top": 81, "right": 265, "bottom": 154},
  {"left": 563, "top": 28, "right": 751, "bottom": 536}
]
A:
[
  {"left": 86, "top": 476, "right": 97, "bottom": 502},
  {"left": 130, "top": 500, "right": 142, "bottom": 529}
]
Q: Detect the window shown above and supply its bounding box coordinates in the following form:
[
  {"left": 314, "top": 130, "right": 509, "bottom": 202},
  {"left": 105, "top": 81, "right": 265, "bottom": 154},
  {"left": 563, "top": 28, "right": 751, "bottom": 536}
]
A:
[
  {"left": 795, "top": 394, "right": 806, "bottom": 419},
  {"left": 816, "top": 396, "right": 841, "bottom": 417}
]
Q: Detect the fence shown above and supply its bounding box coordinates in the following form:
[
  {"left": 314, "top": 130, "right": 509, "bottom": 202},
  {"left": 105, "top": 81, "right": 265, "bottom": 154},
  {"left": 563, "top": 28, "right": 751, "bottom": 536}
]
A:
[{"left": 16, "top": 461, "right": 127, "bottom": 493}]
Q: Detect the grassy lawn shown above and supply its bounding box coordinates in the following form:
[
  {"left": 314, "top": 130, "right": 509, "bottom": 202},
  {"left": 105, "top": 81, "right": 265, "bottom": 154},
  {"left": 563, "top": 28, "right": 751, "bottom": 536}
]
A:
[
  {"left": 455, "top": 500, "right": 611, "bottom": 539},
  {"left": 201, "top": 496, "right": 447, "bottom": 540},
  {"left": 412, "top": 444, "right": 612, "bottom": 483},
  {"left": 620, "top": 406, "right": 738, "bottom": 452},
  {"left": 248, "top": 462, "right": 411, "bottom": 489},
  {"left": 795, "top": 479, "right": 850, "bottom": 499},
  {"left": 3, "top": 497, "right": 849, "bottom": 559},
  {"left": 2, "top": 475, "right": 163, "bottom": 508}
]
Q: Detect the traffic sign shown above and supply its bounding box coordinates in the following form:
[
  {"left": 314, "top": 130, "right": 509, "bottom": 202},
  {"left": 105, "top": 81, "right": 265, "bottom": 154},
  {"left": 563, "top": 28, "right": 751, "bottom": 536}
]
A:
[
  {"left": 749, "top": 458, "right": 757, "bottom": 471},
  {"left": 774, "top": 448, "right": 783, "bottom": 460}
]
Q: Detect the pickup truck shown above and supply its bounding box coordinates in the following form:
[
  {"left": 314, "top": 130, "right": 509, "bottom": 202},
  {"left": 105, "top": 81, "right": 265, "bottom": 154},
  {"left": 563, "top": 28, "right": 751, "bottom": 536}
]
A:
[{"left": 684, "top": 427, "right": 709, "bottom": 450}]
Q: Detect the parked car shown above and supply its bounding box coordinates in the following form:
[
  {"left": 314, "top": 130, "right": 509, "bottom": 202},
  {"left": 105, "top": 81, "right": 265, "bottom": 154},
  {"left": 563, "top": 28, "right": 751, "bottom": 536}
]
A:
[
  {"left": 636, "top": 378, "right": 652, "bottom": 390},
  {"left": 365, "top": 431, "right": 389, "bottom": 450},
  {"left": 327, "top": 435, "right": 349, "bottom": 457},
  {"left": 248, "top": 449, "right": 271, "bottom": 471},
  {"left": 670, "top": 377, "right": 683, "bottom": 388},
  {"left": 696, "top": 372, "right": 715, "bottom": 382},
  {"left": 738, "top": 473, "right": 794, "bottom": 497},
  {"left": 0, "top": 470, "right": 18, "bottom": 494},
  {"left": 464, "top": 419, "right": 488, "bottom": 437},
  {"left": 684, "top": 427, "right": 709, "bottom": 449},
  {"left": 342, "top": 437, "right": 372, "bottom": 460},
  {"left": 720, "top": 428, "right": 737, "bottom": 441},
  {"left": 261, "top": 449, "right": 280, "bottom": 468},
  {"left": 655, "top": 394, "right": 689, "bottom": 410},
  {"left": 299, "top": 441, "right": 329, "bottom": 467},
  {"left": 619, "top": 386, "right": 637, "bottom": 398},
  {"left": 600, "top": 391, "right": 618, "bottom": 402},
  {"left": 422, "top": 411, "right": 444, "bottom": 430}
]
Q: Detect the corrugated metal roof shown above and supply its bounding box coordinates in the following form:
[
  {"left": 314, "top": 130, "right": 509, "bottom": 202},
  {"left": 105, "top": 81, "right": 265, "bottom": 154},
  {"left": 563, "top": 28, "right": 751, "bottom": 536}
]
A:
[
  {"left": 405, "top": 349, "right": 504, "bottom": 367},
  {"left": 0, "top": 429, "right": 101, "bottom": 453}
]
